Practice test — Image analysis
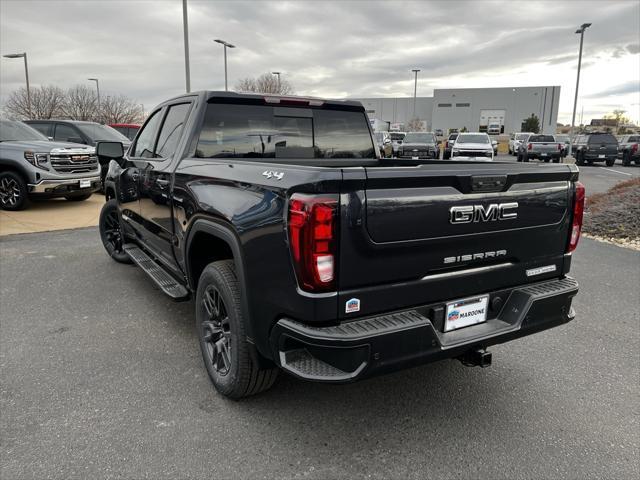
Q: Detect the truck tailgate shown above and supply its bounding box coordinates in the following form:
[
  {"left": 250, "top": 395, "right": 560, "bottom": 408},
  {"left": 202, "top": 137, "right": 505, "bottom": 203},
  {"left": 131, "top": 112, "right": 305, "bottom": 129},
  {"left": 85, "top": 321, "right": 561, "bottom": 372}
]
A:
[
  {"left": 532, "top": 142, "right": 559, "bottom": 154},
  {"left": 337, "top": 163, "right": 578, "bottom": 319}
]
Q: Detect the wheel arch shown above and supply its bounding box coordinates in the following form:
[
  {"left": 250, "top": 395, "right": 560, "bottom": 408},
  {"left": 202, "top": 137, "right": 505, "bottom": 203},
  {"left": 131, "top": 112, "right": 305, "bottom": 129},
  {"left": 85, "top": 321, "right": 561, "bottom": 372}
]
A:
[{"left": 0, "top": 160, "right": 30, "bottom": 181}]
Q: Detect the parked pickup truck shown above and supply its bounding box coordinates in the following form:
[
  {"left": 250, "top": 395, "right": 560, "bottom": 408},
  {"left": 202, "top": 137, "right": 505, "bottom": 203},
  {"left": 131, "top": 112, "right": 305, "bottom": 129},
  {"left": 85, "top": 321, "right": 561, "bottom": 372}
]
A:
[
  {"left": 97, "top": 91, "right": 583, "bottom": 399},
  {"left": 617, "top": 134, "right": 640, "bottom": 166},
  {"left": 0, "top": 120, "right": 100, "bottom": 210},
  {"left": 516, "top": 134, "right": 562, "bottom": 163}
]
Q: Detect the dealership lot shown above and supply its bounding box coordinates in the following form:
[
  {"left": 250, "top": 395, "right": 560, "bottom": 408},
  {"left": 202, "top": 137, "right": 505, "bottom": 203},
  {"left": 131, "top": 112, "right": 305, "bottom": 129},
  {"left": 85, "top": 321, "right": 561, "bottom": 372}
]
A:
[{"left": 0, "top": 228, "right": 638, "bottom": 479}]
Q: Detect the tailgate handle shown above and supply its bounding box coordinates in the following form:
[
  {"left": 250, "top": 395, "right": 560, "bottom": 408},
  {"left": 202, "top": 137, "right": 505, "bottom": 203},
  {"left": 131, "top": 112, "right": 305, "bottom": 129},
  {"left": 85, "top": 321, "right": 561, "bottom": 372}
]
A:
[{"left": 471, "top": 175, "right": 507, "bottom": 193}]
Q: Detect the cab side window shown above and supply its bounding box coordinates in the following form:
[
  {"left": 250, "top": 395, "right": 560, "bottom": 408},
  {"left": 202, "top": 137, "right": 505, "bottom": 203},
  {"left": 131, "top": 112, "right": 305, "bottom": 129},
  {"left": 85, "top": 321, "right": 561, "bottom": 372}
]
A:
[
  {"left": 155, "top": 103, "right": 191, "bottom": 158},
  {"left": 133, "top": 110, "right": 162, "bottom": 158}
]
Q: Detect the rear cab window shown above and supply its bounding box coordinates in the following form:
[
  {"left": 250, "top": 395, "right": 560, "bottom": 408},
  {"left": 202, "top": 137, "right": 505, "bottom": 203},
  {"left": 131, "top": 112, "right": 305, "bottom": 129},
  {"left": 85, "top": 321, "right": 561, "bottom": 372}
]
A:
[
  {"left": 588, "top": 134, "right": 618, "bottom": 144},
  {"left": 529, "top": 135, "right": 555, "bottom": 142},
  {"left": 195, "top": 102, "right": 375, "bottom": 161}
]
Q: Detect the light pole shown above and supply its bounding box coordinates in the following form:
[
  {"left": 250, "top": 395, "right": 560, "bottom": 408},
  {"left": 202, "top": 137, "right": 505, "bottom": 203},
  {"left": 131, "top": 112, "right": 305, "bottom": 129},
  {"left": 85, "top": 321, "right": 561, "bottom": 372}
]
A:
[
  {"left": 88, "top": 78, "right": 100, "bottom": 122},
  {"left": 571, "top": 23, "right": 591, "bottom": 137},
  {"left": 272, "top": 71, "right": 281, "bottom": 92},
  {"left": 3, "top": 52, "right": 31, "bottom": 118},
  {"left": 411, "top": 69, "right": 420, "bottom": 119},
  {"left": 214, "top": 39, "right": 235, "bottom": 91},
  {"left": 182, "top": 0, "right": 191, "bottom": 92}
]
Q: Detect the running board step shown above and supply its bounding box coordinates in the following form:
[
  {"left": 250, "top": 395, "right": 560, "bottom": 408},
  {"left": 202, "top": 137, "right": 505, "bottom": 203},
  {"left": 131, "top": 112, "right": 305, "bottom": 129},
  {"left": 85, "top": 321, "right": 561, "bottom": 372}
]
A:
[{"left": 123, "top": 244, "right": 189, "bottom": 300}]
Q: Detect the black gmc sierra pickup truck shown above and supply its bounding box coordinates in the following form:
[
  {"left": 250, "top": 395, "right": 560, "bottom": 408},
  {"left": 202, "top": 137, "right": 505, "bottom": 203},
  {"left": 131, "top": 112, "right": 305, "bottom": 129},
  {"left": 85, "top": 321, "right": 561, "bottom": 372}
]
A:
[{"left": 98, "top": 91, "right": 583, "bottom": 399}]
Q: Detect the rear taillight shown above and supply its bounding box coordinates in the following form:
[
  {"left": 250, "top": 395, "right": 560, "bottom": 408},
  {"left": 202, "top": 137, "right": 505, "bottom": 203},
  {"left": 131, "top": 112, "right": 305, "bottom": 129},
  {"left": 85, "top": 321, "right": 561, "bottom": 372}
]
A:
[
  {"left": 288, "top": 193, "right": 338, "bottom": 292},
  {"left": 567, "top": 181, "right": 585, "bottom": 253},
  {"left": 633, "top": 144, "right": 638, "bottom": 153},
  {"left": 528, "top": 143, "right": 532, "bottom": 150},
  {"left": 558, "top": 143, "right": 562, "bottom": 151}
]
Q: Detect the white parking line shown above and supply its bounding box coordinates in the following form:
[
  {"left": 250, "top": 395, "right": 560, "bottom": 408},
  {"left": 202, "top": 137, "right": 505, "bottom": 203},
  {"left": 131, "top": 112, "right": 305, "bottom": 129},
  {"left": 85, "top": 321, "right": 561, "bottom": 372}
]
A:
[{"left": 599, "top": 167, "right": 633, "bottom": 176}]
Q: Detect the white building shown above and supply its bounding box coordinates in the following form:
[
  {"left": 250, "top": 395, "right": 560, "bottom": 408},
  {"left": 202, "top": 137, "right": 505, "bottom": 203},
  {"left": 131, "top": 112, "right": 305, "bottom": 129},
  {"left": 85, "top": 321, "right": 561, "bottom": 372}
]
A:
[{"left": 352, "top": 86, "right": 560, "bottom": 135}]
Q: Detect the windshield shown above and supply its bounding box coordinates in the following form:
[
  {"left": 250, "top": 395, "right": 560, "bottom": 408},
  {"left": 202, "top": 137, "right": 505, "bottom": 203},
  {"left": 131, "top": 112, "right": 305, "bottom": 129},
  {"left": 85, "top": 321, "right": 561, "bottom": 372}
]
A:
[
  {"left": 76, "top": 123, "right": 130, "bottom": 142},
  {"left": 516, "top": 133, "right": 529, "bottom": 141},
  {"left": 456, "top": 134, "right": 489, "bottom": 144},
  {"left": 389, "top": 132, "right": 405, "bottom": 141},
  {"left": 403, "top": 133, "right": 435, "bottom": 143},
  {"left": 0, "top": 120, "right": 48, "bottom": 142},
  {"left": 196, "top": 103, "right": 375, "bottom": 159}
]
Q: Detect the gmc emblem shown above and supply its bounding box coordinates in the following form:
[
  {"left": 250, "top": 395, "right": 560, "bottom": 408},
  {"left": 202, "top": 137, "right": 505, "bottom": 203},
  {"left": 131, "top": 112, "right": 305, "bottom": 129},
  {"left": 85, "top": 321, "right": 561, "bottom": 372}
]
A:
[{"left": 449, "top": 202, "right": 518, "bottom": 224}]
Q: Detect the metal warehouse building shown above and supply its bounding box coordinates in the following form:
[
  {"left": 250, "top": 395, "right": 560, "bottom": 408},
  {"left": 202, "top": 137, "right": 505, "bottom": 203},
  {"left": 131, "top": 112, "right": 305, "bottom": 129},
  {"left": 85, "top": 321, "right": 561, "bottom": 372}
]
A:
[{"left": 353, "top": 86, "right": 560, "bottom": 135}]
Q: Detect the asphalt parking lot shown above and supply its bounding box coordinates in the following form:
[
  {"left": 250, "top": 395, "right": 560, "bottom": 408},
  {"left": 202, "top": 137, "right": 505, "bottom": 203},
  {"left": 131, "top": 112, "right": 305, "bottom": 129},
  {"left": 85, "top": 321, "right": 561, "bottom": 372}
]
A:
[{"left": 1, "top": 224, "right": 639, "bottom": 478}]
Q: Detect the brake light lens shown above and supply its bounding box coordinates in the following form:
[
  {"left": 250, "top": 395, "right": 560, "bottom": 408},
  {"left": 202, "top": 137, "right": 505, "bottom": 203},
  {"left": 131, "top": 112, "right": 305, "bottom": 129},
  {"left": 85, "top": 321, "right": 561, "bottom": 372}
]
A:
[
  {"left": 558, "top": 143, "right": 562, "bottom": 151},
  {"left": 288, "top": 193, "right": 338, "bottom": 292},
  {"left": 632, "top": 143, "right": 638, "bottom": 153},
  {"left": 528, "top": 143, "right": 532, "bottom": 150},
  {"left": 567, "top": 181, "right": 585, "bottom": 253}
]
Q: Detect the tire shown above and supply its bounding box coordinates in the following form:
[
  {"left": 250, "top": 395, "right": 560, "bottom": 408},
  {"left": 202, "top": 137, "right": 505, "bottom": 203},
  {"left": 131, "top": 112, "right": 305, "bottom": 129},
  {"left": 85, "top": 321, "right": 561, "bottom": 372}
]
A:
[
  {"left": 605, "top": 157, "right": 615, "bottom": 167},
  {"left": 516, "top": 153, "right": 521, "bottom": 162},
  {"left": 99, "top": 199, "right": 132, "bottom": 264},
  {"left": 622, "top": 152, "right": 631, "bottom": 166},
  {"left": 0, "top": 171, "right": 29, "bottom": 211},
  {"left": 543, "top": 158, "right": 550, "bottom": 163},
  {"left": 196, "top": 260, "right": 278, "bottom": 399},
  {"left": 575, "top": 152, "right": 584, "bottom": 166},
  {"left": 65, "top": 193, "right": 93, "bottom": 201}
]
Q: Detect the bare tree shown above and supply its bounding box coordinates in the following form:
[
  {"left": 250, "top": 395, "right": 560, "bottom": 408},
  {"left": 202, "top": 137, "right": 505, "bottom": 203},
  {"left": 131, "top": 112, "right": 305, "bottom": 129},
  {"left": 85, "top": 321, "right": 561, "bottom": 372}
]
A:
[
  {"left": 234, "top": 72, "right": 295, "bottom": 95},
  {"left": 3, "top": 85, "right": 66, "bottom": 119},
  {"left": 63, "top": 85, "right": 98, "bottom": 121},
  {"left": 100, "top": 95, "right": 144, "bottom": 124},
  {"left": 406, "top": 118, "right": 425, "bottom": 132}
]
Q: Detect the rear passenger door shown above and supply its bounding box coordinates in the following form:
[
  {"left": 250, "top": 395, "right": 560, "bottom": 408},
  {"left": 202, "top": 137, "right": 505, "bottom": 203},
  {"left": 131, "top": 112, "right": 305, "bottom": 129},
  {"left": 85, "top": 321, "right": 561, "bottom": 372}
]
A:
[{"left": 136, "top": 101, "right": 193, "bottom": 275}]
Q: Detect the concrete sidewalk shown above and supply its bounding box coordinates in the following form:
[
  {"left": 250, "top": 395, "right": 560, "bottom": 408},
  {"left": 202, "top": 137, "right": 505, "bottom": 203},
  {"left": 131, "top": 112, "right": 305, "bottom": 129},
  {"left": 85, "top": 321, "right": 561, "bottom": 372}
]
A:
[{"left": 0, "top": 194, "right": 103, "bottom": 236}]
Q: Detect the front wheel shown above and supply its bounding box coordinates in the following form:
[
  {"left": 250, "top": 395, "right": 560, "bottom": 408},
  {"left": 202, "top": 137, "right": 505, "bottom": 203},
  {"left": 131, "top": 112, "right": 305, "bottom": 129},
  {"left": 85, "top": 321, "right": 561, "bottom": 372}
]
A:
[
  {"left": 197, "top": 260, "right": 278, "bottom": 399},
  {"left": 0, "top": 171, "right": 29, "bottom": 211},
  {"left": 99, "top": 199, "right": 132, "bottom": 264}
]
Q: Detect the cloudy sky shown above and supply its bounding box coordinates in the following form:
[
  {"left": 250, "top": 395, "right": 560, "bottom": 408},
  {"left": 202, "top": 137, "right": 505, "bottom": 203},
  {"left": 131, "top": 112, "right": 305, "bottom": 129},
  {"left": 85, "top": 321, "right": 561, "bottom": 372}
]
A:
[{"left": 1, "top": 0, "right": 638, "bottom": 124}]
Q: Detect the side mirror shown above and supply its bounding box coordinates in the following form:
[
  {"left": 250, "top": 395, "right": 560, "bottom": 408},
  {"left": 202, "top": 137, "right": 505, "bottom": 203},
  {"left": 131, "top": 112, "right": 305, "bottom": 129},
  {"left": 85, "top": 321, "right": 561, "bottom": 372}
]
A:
[
  {"left": 383, "top": 138, "right": 392, "bottom": 146},
  {"left": 47, "top": 136, "right": 54, "bottom": 141},
  {"left": 67, "top": 137, "right": 86, "bottom": 144},
  {"left": 96, "top": 141, "right": 124, "bottom": 159}
]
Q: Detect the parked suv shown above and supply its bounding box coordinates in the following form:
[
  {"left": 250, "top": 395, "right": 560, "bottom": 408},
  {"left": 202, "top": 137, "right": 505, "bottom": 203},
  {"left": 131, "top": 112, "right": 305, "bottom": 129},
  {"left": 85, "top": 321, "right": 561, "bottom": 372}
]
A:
[
  {"left": 617, "top": 134, "right": 640, "bottom": 166},
  {"left": 398, "top": 132, "right": 438, "bottom": 159},
  {"left": 0, "top": 120, "right": 100, "bottom": 210},
  {"left": 572, "top": 132, "right": 618, "bottom": 166},
  {"left": 508, "top": 132, "right": 533, "bottom": 155},
  {"left": 451, "top": 132, "right": 494, "bottom": 160},
  {"left": 97, "top": 92, "right": 583, "bottom": 399},
  {"left": 26, "top": 120, "right": 131, "bottom": 184}
]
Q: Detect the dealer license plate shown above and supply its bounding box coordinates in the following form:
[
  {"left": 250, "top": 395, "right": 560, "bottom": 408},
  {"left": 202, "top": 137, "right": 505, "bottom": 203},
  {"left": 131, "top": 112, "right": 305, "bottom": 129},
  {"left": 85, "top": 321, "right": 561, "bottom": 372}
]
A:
[
  {"left": 598, "top": 154, "right": 605, "bottom": 158},
  {"left": 444, "top": 295, "right": 489, "bottom": 332},
  {"left": 79, "top": 179, "right": 91, "bottom": 188},
  {"left": 412, "top": 156, "right": 419, "bottom": 160}
]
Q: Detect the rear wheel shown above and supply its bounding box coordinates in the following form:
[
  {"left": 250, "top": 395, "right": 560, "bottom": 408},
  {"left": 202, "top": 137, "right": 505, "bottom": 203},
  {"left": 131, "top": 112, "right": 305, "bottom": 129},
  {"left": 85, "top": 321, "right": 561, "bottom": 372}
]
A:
[
  {"left": 0, "top": 171, "right": 28, "bottom": 211},
  {"left": 605, "top": 157, "right": 615, "bottom": 167},
  {"left": 196, "top": 260, "right": 278, "bottom": 399},
  {"left": 65, "top": 193, "right": 92, "bottom": 201},
  {"left": 575, "top": 152, "right": 584, "bottom": 166},
  {"left": 99, "top": 199, "right": 132, "bottom": 264}
]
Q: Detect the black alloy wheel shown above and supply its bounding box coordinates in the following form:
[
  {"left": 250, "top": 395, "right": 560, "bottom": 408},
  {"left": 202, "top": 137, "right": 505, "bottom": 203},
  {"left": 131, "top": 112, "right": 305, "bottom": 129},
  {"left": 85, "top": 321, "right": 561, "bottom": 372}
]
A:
[
  {"left": 99, "top": 199, "right": 132, "bottom": 263},
  {"left": 200, "top": 286, "right": 232, "bottom": 376},
  {"left": 0, "top": 172, "right": 28, "bottom": 211}
]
